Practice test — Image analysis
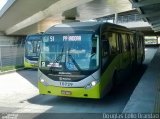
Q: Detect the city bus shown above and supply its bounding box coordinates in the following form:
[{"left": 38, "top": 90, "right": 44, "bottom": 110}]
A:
[
  {"left": 38, "top": 22, "right": 144, "bottom": 99},
  {"left": 24, "top": 33, "right": 42, "bottom": 68}
]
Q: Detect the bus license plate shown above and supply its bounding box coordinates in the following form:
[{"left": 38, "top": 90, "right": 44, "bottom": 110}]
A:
[{"left": 61, "top": 90, "right": 72, "bottom": 95}]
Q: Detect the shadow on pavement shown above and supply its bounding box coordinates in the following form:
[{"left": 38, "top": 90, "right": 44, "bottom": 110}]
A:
[
  {"left": 26, "top": 64, "right": 147, "bottom": 114},
  {"left": 16, "top": 69, "right": 38, "bottom": 88}
]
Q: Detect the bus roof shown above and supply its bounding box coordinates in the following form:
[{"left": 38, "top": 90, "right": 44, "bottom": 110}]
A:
[
  {"left": 26, "top": 33, "right": 43, "bottom": 40},
  {"left": 45, "top": 22, "right": 129, "bottom": 34},
  {"left": 26, "top": 32, "right": 43, "bottom": 37}
]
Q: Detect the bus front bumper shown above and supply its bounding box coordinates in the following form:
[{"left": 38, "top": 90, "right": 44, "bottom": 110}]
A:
[
  {"left": 38, "top": 82, "right": 101, "bottom": 99},
  {"left": 24, "top": 61, "right": 38, "bottom": 68}
]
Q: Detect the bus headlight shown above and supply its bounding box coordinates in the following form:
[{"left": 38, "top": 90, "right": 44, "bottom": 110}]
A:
[
  {"left": 91, "top": 81, "right": 97, "bottom": 86},
  {"left": 40, "top": 78, "right": 48, "bottom": 86},
  {"left": 40, "top": 79, "right": 45, "bottom": 83},
  {"left": 85, "top": 80, "right": 98, "bottom": 89}
]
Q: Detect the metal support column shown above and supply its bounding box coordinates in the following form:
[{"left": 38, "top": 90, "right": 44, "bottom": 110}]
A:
[
  {"left": 0, "top": 47, "right": 2, "bottom": 71},
  {"left": 114, "top": 13, "right": 118, "bottom": 24}
]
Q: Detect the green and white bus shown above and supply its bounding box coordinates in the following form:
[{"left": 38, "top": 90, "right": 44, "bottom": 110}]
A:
[
  {"left": 38, "top": 22, "right": 144, "bottom": 99},
  {"left": 24, "top": 33, "right": 42, "bottom": 68}
]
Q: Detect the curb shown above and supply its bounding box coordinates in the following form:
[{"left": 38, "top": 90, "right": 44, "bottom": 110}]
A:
[{"left": 0, "top": 68, "right": 24, "bottom": 75}]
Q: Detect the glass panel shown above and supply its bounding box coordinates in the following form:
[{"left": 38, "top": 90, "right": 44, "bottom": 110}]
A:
[
  {"left": 40, "top": 34, "right": 99, "bottom": 71},
  {"left": 108, "top": 33, "right": 117, "bottom": 54},
  {"left": 25, "top": 36, "right": 41, "bottom": 57}
]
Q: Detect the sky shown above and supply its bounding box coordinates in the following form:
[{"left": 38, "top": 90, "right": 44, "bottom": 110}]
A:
[{"left": 0, "top": 0, "right": 8, "bottom": 11}]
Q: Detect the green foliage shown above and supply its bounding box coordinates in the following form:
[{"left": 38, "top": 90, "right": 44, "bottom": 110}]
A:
[{"left": 0, "top": 65, "right": 24, "bottom": 72}]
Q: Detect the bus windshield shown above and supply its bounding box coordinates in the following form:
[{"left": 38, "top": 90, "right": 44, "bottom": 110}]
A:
[
  {"left": 40, "top": 34, "right": 99, "bottom": 71},
  {"left": 25, "top": 36, "right": 41, "bottom": 57}
]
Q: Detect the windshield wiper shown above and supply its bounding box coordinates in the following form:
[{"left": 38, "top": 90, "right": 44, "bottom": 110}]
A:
[
  {"left": 68, "top": 49, "right": 81, "bottom": 71},
  {"left": 68, "top": 54, "right": 81, "bottom": 71},
  {"left": 54, "top": 47, "right": 64, "bottom": 63}
]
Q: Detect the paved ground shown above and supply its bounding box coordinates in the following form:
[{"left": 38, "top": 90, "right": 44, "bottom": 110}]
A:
[
  {"left": 123, "top": 46, "right": 160, "bottom": 113},
  {"left": 0, "top": 47, "right": 158, "bottom": 119}
]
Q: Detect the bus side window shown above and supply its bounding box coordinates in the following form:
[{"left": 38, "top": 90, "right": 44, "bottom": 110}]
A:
[
  {"left": 130, "top": 35, "right": 134, "bottom": 49},
  {"left": 126, "top": 34, "right": 131, "bottom": 51},
  {"left": 118, "top": 34, "right": 123, "bottom": 53},
  {"left": 102, "top": 40, "right": 109, "bottom": 57},
  {"left": 101, "top": 33, "right": 109, "bottom": 66},
  {"left": 108, "top": 32, "right": 117, "bottom": 54},
  {"left": 116, "top": 33, "right": 120, "bottom": 52},
  {"left": 121, "top": 34, "right": 128, "bottom": 52},
  {"left": 101, "top": 34, "right": 109, "bottom": 57}
]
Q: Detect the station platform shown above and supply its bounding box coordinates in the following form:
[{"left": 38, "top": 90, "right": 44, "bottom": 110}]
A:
[{"left": 123, "top": 47, "right": 160, "bottom": 113}]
